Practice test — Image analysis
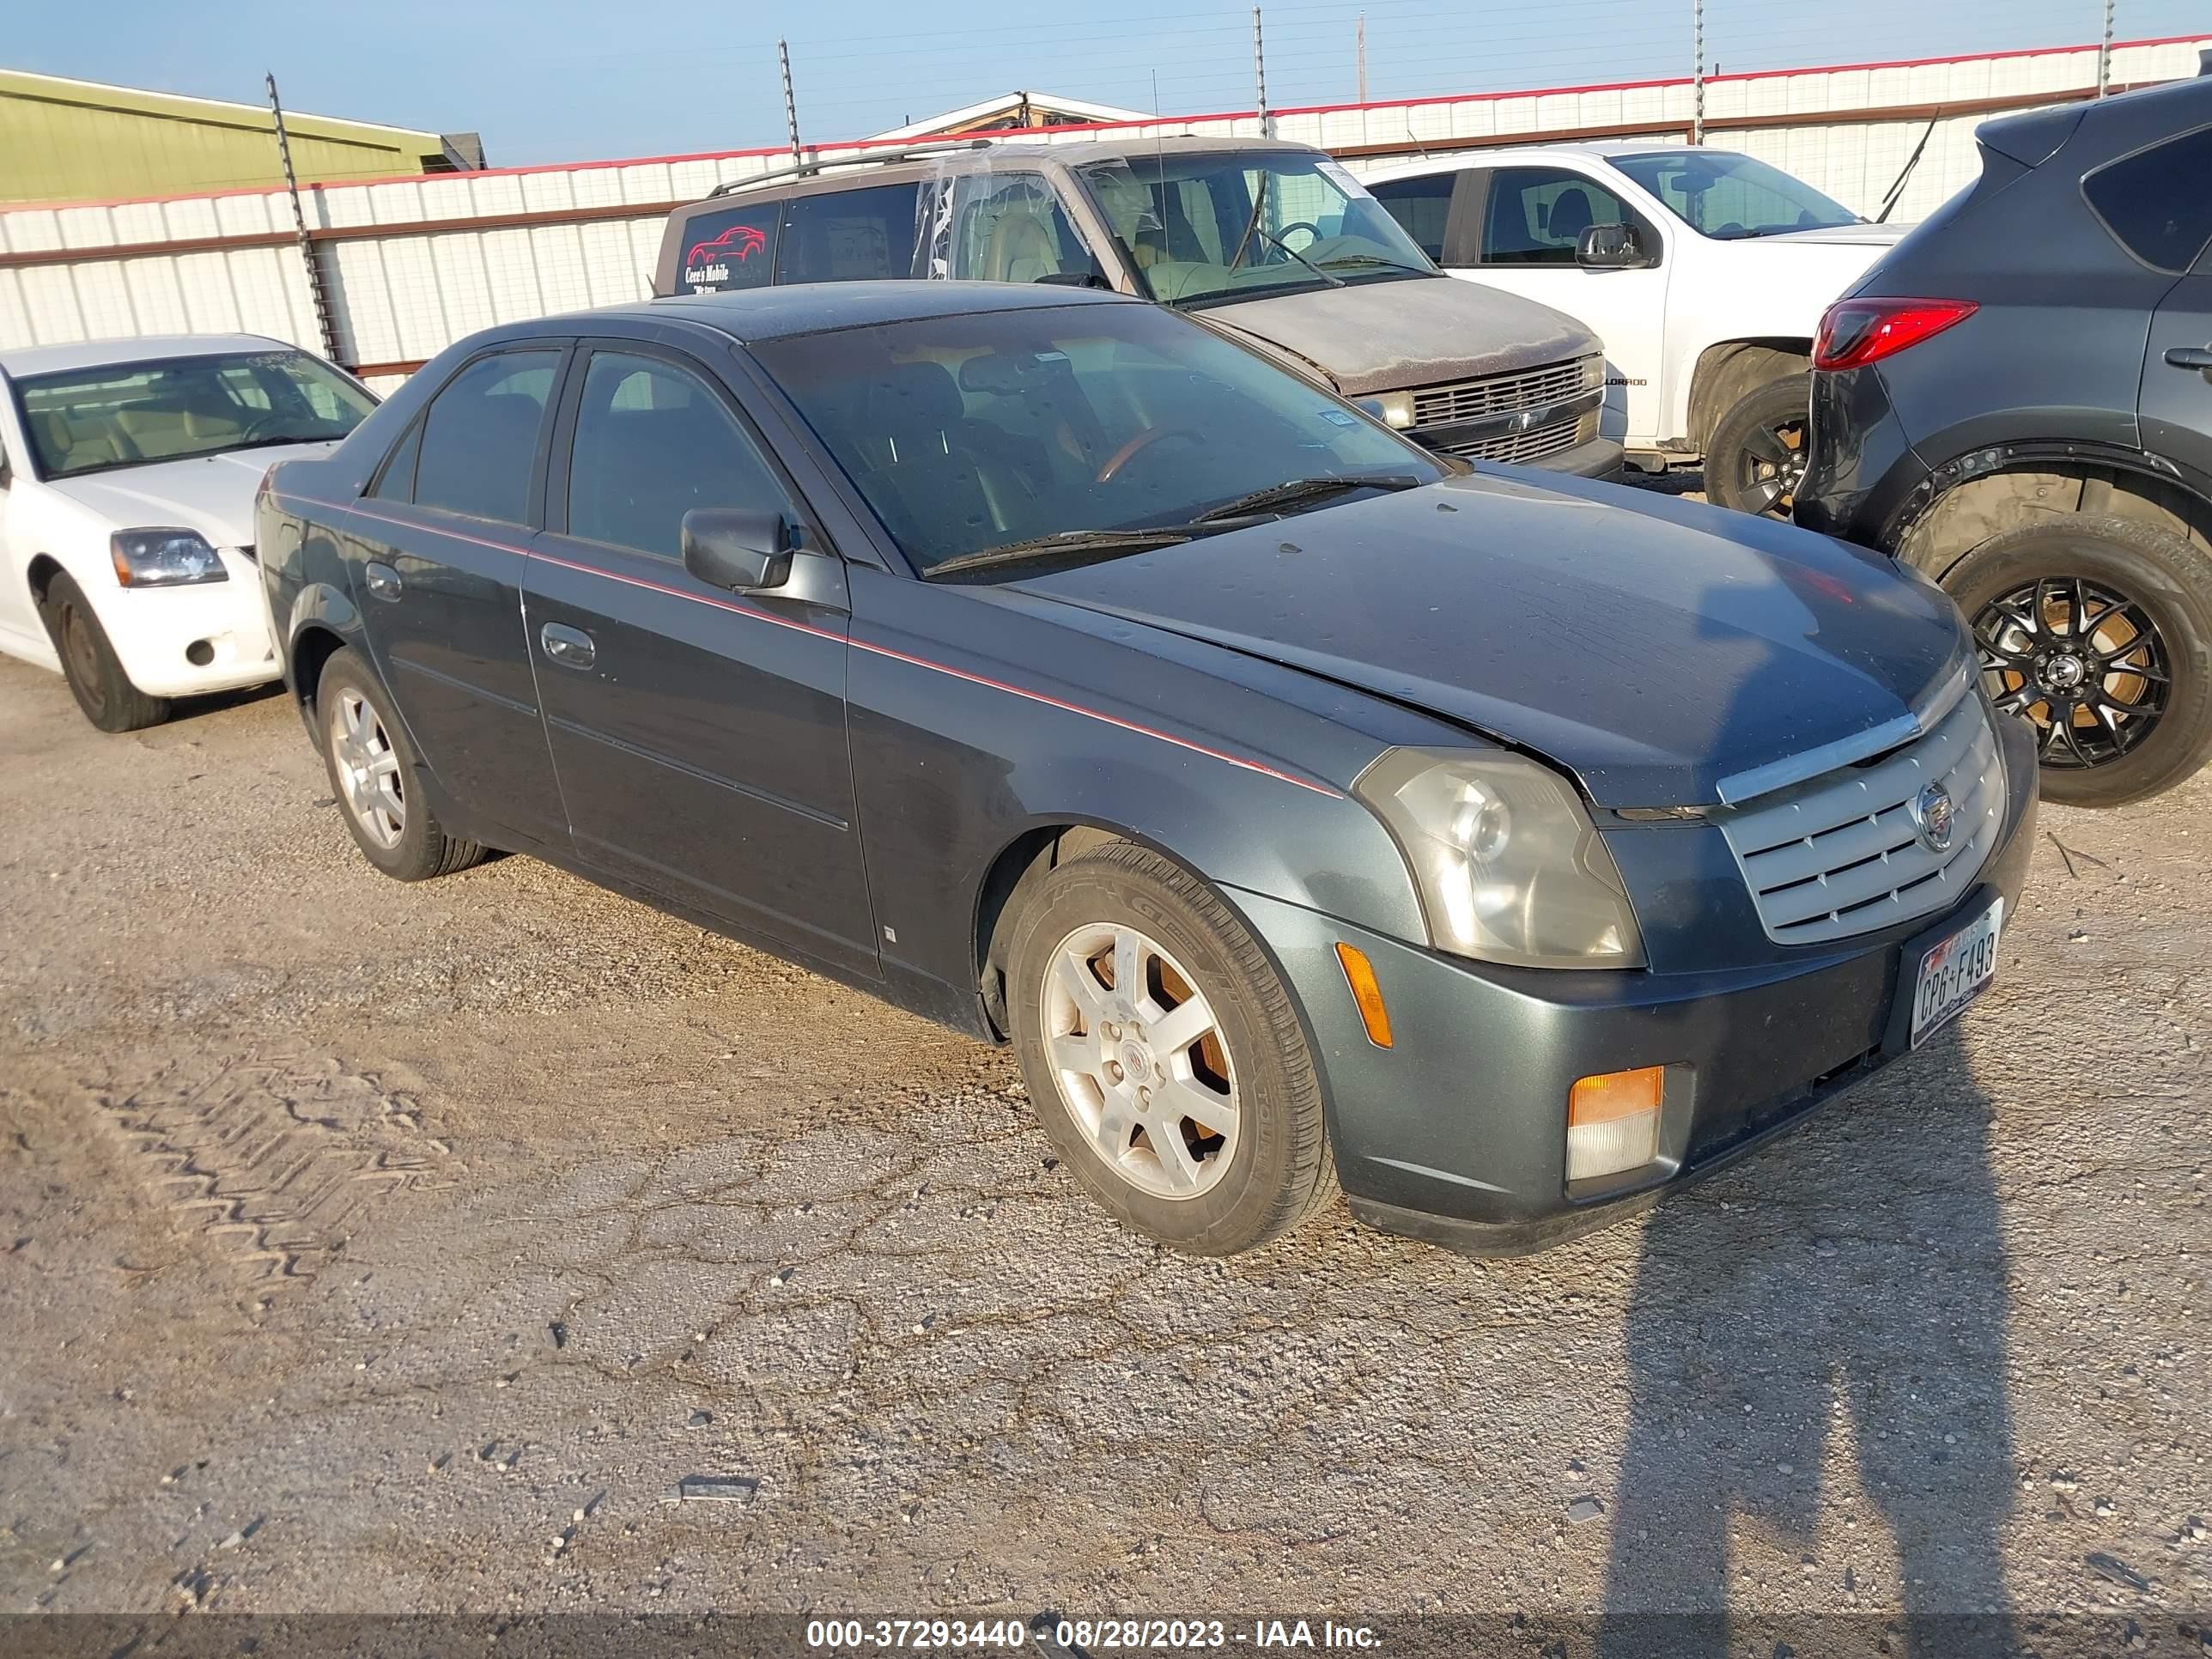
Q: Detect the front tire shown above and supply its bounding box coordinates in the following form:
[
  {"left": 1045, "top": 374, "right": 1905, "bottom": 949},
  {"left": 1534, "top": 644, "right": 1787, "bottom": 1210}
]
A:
[
  {"left": 40, "top": 573, "right": 171, "bottom": 732},
  {"left": 1006, "top": 839, "right": 1336, "bottom": 1255},
  {"left": 1942, "top": 515, "right": 2212, "bottom": 808},
  {"left": 316, "top": 647, "right": 486, "bottom": 880},
  {"left": 1708, "top": 372, "right": 1812, "bottom": 520}
]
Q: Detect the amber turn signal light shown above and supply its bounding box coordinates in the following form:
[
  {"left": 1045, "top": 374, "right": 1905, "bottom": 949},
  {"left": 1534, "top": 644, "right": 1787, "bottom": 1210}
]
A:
[
  {"left": 1566, "top": 1065, "right": 1664, "bottom": 1181},
  {"left": 1334, "top": 942, "right": 1393, "bottom": 1048}
]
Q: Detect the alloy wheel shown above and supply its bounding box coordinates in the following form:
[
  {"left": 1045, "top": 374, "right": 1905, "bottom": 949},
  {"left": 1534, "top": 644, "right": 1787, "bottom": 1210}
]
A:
[
  {"left": 1973, "top": 574, "right": 2171, "bottom": 768},
  {"left": 329, "top": 688, "right": 407, "bottom": 848},
  {"left": 1734, "top": 417, "right": 1807, "bottom": 519},
  {"left": 1039, "top": 921, "right": 1240, "bottom": 1201}
]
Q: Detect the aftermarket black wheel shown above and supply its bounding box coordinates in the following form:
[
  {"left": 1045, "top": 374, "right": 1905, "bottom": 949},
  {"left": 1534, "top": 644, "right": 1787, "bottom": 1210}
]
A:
[
  {"left": 1006, "top": 839, "right": 1336, "bottom": 1255},
  {"left": 316, "top": 647, "right": 486, "bottom": 880},
  {"left": 40, "top": 572, "right": 171, "bottom": 732},
  {"left": 1708, "top": 372, "right": 1812, "bottom": 520},
  {"left": 1944, "top": 514, "right": 2212, "bottom": 808}
]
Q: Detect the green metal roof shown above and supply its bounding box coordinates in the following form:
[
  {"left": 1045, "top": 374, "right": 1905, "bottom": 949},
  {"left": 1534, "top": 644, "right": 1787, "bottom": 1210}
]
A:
[{"left": 1, "top": 70, "right": 461, "bottom": 204}]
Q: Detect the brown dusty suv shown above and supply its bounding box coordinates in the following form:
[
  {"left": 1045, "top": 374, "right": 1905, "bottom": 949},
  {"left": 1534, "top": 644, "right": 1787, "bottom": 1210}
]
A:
[{"left": 653, "top": 136, "right": 1622, "bottom": 477}]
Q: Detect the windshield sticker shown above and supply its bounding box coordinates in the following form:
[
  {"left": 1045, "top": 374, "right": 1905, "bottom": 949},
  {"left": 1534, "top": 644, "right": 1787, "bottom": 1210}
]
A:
[
  {"left": 1316, "top": 409, "right": 1358, "bottom": 427},
  {"left": 1317, "top": 161, "right": 1365, "bottom": 195}
]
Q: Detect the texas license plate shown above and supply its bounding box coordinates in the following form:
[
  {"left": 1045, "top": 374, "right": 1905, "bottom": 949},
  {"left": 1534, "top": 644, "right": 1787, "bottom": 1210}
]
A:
[{"left": 1908, "top": 898, "right": 2002, "bottom": 1047}]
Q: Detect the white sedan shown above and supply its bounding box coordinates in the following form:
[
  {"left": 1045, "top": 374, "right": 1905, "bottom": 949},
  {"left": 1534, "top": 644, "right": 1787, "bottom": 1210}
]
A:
[{"left": 0, "top": 334, "right": 377, "bottom": 729}]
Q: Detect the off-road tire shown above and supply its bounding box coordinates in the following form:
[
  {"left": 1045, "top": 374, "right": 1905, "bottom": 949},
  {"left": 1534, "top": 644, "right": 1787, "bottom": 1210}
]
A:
[
  {"left": 316, "top": 647, "right": 486, "bottom": 880},
  {"left": 1941, "top": 514, "right": 2212, "bottom": 808},
  {"left": 1006, "top": 838, "right": 1338, "bottom": 1255},
  {"left": 40, "top": 572, "right": 172, "bottom": 732}
]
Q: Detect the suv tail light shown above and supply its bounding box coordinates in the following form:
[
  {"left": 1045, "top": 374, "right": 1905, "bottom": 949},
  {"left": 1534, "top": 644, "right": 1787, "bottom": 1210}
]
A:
[{"left": 1812, "top": 298, "right": 1978, "bottom": 372}]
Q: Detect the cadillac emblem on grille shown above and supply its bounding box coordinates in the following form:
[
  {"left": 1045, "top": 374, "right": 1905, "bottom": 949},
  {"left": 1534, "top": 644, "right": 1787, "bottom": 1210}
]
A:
[{"left": 1911, "top": 781, "right": 1957, "bottom": 854}]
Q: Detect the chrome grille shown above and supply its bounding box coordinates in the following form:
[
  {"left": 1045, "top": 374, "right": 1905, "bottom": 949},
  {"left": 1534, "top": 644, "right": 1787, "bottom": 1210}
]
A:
[
  {"left": 1410, "top": 355, "right": 1598, "bottom": 430},
  {"left": 1716, "top": 693, "right": 2004, "bottom": 946},
  {"left": 1440, "top": 415, "right": 1584, "bottom": 465}
]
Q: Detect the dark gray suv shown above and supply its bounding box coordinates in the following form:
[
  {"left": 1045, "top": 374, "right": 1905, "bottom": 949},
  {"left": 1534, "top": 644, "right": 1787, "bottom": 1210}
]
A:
[{"left": 1796, "top": 68, "right": 2212, "bottom": 806}]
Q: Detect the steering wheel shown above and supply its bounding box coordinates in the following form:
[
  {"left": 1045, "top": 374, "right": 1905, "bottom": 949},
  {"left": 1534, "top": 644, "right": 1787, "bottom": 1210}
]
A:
[
  {"left": 1095, "top": 426, "right": 1203, "bottom": 484},
  {"left": 1274, "top": 221, "right": 1322, "bottom": 252},
  {"left": 239, "top": 411, "right": 295, "bottom": 443}
]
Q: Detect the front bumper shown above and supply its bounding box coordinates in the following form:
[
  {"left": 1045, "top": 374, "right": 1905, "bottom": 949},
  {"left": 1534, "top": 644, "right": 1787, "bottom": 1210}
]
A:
[
  {"left": 97, "top": 549, "right": 279, "bottom": 697},
  {"left": 1231, "top": 713, "right": 2039, "bottom": 1254},
  {"left": 1523, "top": 433, "right": 1624, "bottom": 479}
]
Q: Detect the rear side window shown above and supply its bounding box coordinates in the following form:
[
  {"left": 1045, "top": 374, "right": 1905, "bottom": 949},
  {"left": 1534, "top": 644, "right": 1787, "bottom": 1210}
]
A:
[
  {"left": 564, "top": 351, "right": 791, "bottom": 560},
  {"left": 675, "top": 204, "right": 781, "bottom": 295},
  {"left": 1368, "top": 173, "right": 1456, "bottom": 262},
  {"left": 411, "top": 350, "right": 559, "bottom": 526},
  {"left": 1481, "top": 167, "right": 1638, "bottom": 265},
  {"left": 776, "top": 184, "right": 921, "bottom": 283},
  {"left": 2083, "top": 125, "right": 2212, "bottom": 273}
]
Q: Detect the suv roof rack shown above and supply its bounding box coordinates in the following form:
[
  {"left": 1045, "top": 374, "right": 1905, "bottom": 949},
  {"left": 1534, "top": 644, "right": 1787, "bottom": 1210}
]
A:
[{"left": 706, "top": 138, "right": 998, "bottom": 199}]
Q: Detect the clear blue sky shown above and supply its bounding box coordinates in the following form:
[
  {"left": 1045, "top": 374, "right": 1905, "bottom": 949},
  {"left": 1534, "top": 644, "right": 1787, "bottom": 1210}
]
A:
[{"left": 14, "top": 0, "right": 2206, "bottom": 167}]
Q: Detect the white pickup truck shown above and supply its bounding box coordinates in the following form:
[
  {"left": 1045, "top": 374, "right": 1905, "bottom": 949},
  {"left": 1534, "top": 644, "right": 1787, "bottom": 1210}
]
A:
[{"left": 1362, "top": 143, "right": 1909, "bottom": 515}]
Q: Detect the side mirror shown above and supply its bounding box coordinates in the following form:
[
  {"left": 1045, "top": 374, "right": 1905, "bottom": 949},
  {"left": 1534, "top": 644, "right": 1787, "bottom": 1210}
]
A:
[
  {"left": 1577, "top": 223, "right": 1652, "bottom": 270},
  {"left": 681, "top": 507, "right": 793, "bottom": 592}
]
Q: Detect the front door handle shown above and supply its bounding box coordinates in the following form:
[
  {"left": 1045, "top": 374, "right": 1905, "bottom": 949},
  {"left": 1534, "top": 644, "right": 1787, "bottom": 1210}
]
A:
[
  {"left": 363, "top": 562, "right": 402, "bottom": 602},
  {"left": 539, "top": 622, "right": 596, "bottom": 671},
  {"left": 2165, "top": 345, "right": 2212, "bottom": 374}
]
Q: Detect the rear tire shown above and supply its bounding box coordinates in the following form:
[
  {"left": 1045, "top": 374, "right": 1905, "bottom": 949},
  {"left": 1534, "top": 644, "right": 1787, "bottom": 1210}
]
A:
[
  {"left": 1942, "top": 515, "right": 2212, "bottom": 808},
  {"left": 316, "top": 647, "right": 486, "bottom": 880},
  {"left": 40, "top": 573, "right": 171, "bottom": 732},
  {"left": 1006, "top": 839, "right": 1336, "bottom": 1255},
  {"left": 1708, "top": 372, "right": 1812, "bottom": 520}
]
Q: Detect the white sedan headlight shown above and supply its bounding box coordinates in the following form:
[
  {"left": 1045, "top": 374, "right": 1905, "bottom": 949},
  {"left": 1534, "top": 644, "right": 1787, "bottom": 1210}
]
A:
[
  {"left": 110, "top": 528, "right": 227, "bottom": 587},
  {"left": 1355, "top": 748, "right": 1645, "bottom": 969}
]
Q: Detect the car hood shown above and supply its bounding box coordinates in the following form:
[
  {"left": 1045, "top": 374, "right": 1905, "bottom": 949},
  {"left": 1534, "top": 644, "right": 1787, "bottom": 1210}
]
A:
[
  {"left": 1193, "top": 275, "right": 1599, "bottom": 396},
  {"left": 44, "top": 442, "right": 337, "bottom": 548},
  {"left": 1750, "top": 222, "right": 1911, "bottom": 248},
  {"left": 1005, "top": 471, "right": 1969, "bottom": 808}
]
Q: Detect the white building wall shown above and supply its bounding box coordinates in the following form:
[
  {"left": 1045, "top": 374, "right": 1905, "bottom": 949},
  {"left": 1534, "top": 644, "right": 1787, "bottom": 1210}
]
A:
[{"left": 3, "top": 34, "right": 2204, "bottom": 386}]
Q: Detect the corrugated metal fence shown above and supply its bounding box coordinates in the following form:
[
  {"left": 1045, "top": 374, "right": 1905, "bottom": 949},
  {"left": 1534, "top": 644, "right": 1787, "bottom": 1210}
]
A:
[{"left": 3, "top": 34, "right": 2205, "bottom": 391}]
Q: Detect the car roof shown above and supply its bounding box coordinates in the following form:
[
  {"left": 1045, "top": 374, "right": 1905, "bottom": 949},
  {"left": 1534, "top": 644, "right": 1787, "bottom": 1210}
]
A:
[
  {"left": 629, "top": 279, "right": 1139, "bottom": 343},
  {"left": 1361, "top": 141, "right": 1716, "bottom": 179},
  {"left": 0, "top": 332, "right": 290, "bottom": 377}
]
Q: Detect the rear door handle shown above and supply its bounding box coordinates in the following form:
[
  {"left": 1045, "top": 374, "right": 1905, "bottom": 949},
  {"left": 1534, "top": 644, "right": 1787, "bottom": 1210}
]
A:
[
  {"left": 363, "top": 562, "right": 402, "bottom": 601},
  {"left": 539, "top": 622, "right": 596, "bottom": 671},
  {"left": 2165, "top": 346, "right": 2212, "bottom": 374}
]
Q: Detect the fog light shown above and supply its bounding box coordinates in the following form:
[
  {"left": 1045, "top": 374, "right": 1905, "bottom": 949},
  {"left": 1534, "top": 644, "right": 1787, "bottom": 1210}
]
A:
[{"left": 1567, "top": 1065, "right": 1663, "bottom": 1181}]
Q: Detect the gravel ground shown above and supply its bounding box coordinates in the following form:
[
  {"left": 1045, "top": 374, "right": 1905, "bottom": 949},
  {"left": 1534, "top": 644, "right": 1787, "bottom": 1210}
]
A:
[{"left": 0, "top": 649, "right": 2206, "bottom": 1642}]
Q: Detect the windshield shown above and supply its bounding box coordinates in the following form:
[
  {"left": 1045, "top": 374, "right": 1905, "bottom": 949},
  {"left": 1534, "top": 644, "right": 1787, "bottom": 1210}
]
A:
[
  {"left": 754, "top": 301, "right": 1445, "bottom": 575},
  {"left": 14, "top": 349, "right": 376, "bottom": 481},
  {"left": 1073, "top": 151, "right": 1438, "bottom": 307},
  {"left": 1609, "top": 151, "right": 1860, "bottom": 240}
]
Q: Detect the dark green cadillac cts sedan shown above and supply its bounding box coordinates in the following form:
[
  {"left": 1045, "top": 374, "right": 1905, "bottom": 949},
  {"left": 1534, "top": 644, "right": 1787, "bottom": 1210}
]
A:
[{"left": 255, "top": 281, "right": 2035, "bottom": 1255}]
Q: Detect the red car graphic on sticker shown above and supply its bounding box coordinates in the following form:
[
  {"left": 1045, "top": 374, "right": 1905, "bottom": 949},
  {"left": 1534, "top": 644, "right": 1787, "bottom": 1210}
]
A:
[{"left": 685, "top": 222, "right": 768, "bottom": 270}]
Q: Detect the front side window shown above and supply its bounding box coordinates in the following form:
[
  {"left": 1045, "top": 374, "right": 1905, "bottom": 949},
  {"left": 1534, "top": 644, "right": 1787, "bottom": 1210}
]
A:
[
  {"left": 755, "top": 301, "right": 1443, "bottom": 574},
  {"left": 1609, "top": 150, "right": 1858, "bottom": 240},
  {"left": 1481, "top": 167, "right": 1643, "bottom": 265},
  {"left": 1073, "top": 150, "right": 1436, "bottom": 306},
  {"left": 776, "top": 184, "right": 923, "bottom": 283},
  {"left": 674, "top": 203, "right": 782, "bottom": 295},
  {"left": 11, "top": 349, "right": 375, "bottom": 481},
  {"left": 565, "top": 351, "right": 789, "bottom": 559},
  {"left": 945, "top": 174, "right": 1097, "bottom": 285},
  {"left": 1367, "top": 173, "right": 1458, "bottom": 263},
  {"left": 410, "top": 350, "right": 559, "bottom": 526},
  {"left": 2082, "top": 124, "right": 2212, "bottom": 273}
]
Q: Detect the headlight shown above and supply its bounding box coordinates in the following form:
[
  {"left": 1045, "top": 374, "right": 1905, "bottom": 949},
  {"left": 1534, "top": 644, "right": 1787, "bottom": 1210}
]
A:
[
  {"left": 110, "top": 529, "right": 227, "bottom": 587},
  {"left": 1356, "top": 392, "right": 1417, "bottom": 429},
  {"left": 1355, "top": 748, "right": 1644, "bottom": 969}
]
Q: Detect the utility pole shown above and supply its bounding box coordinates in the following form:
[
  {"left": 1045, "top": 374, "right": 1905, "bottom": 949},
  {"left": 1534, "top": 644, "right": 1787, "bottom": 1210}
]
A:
[
  {"left": 779, "top": 39, "right": 804, "bottom": 166},
  {"left": 1254, "top": 7, "right": 1271, "bottom": 137},
  {"left": 265, "top": 72, "right": 338, "bottom": 363},
  {"left": 1356, "top": 12, "right": 1368, "bottom": 105},
  {"left": 2098, "top": 0, "right": 2116, "bottom": 95},
  {"left": 1691, "top": 0, "right": 1706, "bottom": 144}
]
